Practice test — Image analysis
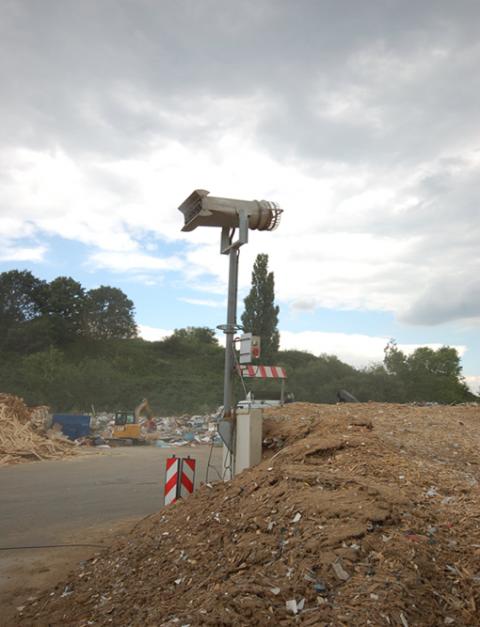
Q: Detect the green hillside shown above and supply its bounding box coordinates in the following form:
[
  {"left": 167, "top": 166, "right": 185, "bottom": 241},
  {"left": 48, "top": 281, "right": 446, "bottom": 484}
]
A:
[{"left": 0, "top": 270, "right": 476, "bottom": 413}]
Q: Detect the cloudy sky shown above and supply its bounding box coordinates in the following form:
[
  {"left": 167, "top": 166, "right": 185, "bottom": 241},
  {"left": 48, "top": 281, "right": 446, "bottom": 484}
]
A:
[{"left": 1, "top": 0, "right": 479, "bottom": 389}]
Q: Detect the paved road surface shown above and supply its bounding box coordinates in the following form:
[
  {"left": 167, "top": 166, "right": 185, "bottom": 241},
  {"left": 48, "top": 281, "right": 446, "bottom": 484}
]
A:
[
  {"left": 0, "top": 446, "right": 222, "bottom": 619},
  {"left": 0, "top": 445, "right": 222, "bottom": 546}
]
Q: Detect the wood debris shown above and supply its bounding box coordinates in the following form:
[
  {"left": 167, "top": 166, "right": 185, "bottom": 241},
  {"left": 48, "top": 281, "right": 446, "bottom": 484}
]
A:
[
  {"left": 0, "top": 393, "right": 77, "bottom": 466},
  {"left": 18, "top": 402, "right": 480, "bottom": 625}
]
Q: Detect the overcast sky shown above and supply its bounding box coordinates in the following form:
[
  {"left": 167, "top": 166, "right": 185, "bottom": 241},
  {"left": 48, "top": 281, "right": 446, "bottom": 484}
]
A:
[{"left": 1, "top": 1, "right": 479, "bottom": 389}]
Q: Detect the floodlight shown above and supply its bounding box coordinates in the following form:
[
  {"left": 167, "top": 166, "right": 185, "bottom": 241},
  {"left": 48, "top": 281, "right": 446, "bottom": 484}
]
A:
[{"left": 178, "top": 189, "right": 282, "bottom": 232}]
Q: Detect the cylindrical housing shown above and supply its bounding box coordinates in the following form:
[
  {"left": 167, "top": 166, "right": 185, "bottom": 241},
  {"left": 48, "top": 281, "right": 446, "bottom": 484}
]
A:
[{"left": 178, "top": 189, "right": 282, "bottom": 232}]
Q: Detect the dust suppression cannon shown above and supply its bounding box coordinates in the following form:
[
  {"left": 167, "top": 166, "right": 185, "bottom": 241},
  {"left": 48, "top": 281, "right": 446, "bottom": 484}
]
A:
[
  {"left": 179, "top": 189, "right": 282, "bottom": 234},
  {"left": 178, "top": 189, "right": 283, "bottom": 457}
]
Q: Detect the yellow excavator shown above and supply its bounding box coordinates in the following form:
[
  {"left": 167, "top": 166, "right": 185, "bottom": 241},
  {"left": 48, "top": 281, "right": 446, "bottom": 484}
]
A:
[{"left": 111, "top": 399, "right": 155, "bottom": 444}]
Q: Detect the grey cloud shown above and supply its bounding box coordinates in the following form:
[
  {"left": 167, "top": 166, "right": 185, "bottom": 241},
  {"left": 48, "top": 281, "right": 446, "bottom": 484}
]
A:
[
  {"left": 392, "top": 161, "right": 480, "bottom": 325},
  {"left": 403, "top": 278, "right": 480, "bottom": 325},
  {"left": 304, "top": 153, "right": 479, "bottom": 325},
  {"left": 291, "top": 298, "right": 317, "bottom": 312},
  {"left": 3, "top": 0, "right": 480, "bottom": 165},
  {"left": 350, "top": 157, "right": 480, "bottom": 240}
]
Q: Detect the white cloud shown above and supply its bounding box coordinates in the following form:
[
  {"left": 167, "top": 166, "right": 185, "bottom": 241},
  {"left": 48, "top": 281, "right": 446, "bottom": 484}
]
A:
[
  {"left": 0, "top": 147, "right": 140, "bottom": 252},
  {"left": 465, "top": 375, "right": 480, "bottom": 395},
  {"left": 0, "top": 243, "right": 47, "bottom": 262},
  {"left": 280, "top": 330, "right": 466, "bottom": 369},
  {"left": 89, "top": 251, "right": 183, "bottom": 273},
  {"left": 1, "top": 134, "right": 478, "bottom": 328},
  {"left": 180, "top": 297, "right": 225, "bottom": 308},
  {"left": 137, "top": 325, "right": 172, "bottom": 342}
]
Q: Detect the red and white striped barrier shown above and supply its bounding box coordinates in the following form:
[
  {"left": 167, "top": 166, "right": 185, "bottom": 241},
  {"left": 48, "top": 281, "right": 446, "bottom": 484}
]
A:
[
  {"left": 164, "top": 456, "right": 180, "bottom": 505},
  {"left": 164, "top": 455, "right": 196, "bottom": 505},
  {"left": 180, "top": 457, "right": 196, "bottom": 498},
  {"left": 239, "top": 365, "right": 287, "bottom": 379}
]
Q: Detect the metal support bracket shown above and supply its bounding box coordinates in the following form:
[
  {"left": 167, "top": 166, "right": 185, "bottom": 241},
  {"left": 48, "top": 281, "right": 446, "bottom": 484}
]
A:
[{"left": 221, "top": 212, "right": 249, "bottom": 254}]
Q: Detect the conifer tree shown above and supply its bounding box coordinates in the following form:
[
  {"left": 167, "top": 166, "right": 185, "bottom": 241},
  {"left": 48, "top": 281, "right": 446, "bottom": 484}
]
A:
[{"left": 241, "top": 253, "right": 280, "bottom": 362}]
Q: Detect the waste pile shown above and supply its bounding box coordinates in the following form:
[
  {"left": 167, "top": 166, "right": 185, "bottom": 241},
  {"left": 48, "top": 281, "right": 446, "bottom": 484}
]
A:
[
  {"left": 91, "top": 412, "right": 221, "bottom": 447},
  {"left": 90, "top": 412, "right": 113, "bottom": 434},
  {"left": 147, "top": 414, "right": 221, "bottom": 447},
  {"left": 0, "top": 393, "right": 77, "bottom": 466},
  {"left": 19, "top": 402, "right": 480, "bottom": 626}
]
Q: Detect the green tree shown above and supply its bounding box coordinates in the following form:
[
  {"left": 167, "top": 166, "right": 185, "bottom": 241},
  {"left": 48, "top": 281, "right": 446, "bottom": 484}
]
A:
[
  {"left": 3, "top": 317, "right": 54, "bottom": 354},
  {"left": 0, "top": 270, "right": 48, "bottom": 350},
  {"left": 241, "top": 253, "right": 280, "bottom": 362},
  {"left": 160, "top": 327, "right": 220, "bottom": 361},
  {"left": 171, "top": 327, "right": 218, "bottom": 345},
  {"left": 85, "top": 286, "right": 137, "bottom": 340},
  {"left": 384, "top": 341, "right": 472, "bottom": 403},
  {"left": 383, "top": 340, "right": 407, "bottom": 377},
  {"left": 0, "top": 270, "right": 46, "bottom": 322},
  {"left": 21, "top": 347, "right": 80, "bottom": 408},
  {"left": 46, "top": 277, "right": 86, "bottom": 344}
]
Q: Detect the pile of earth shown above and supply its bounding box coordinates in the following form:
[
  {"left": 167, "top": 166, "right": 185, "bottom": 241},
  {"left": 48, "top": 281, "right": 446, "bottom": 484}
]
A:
[{"left": 18, "top": 402, "right": 480, "bottom": 626}]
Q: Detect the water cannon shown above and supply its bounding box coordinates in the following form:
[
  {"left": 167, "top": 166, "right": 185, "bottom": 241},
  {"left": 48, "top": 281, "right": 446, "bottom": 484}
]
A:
[
  {"left": 178, "top": 189, "right": 282, "bottom": 233},
  {"left": 178, "top": 188, "right": 283, "bottom": 458}
]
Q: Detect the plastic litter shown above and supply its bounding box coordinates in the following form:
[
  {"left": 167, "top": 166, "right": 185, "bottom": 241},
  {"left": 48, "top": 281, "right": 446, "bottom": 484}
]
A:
[
  {"left": 286, "top": 599, "right": 298, "bottom": 614},
  {"left": 332, "top": 560, "right": 350, "bottom": 581}
]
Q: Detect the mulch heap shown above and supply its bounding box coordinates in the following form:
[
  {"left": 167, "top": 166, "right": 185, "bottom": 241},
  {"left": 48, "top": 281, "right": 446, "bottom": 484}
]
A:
[
  {"left": 0, "top": 393, "right": 76, "bottom": 465},
  {"left": 19, "top": 403, "right": 480, "bottom": 626}
]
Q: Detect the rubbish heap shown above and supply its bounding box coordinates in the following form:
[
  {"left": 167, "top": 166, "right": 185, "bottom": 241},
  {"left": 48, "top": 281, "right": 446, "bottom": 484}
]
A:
[
  {"left": 92, "top": 412, "right": 221, "bottom": 446},
  {"left": 147, "top": 414, "right": 221, "bottom": 447},
  {"left": 19, "top": 402, "right": 480, "bottom": 626},
  {"left": 0, "top": 393, "right": 76, "bottom": 465}
]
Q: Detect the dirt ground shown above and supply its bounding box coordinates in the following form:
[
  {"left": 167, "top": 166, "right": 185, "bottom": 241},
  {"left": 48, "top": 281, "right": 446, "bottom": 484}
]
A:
[
  {"left": 0, "top": 519, "right": 136, "bottom": 625},
  {"left": 13, "top": 403, "right": 480, "bottom": 626}
]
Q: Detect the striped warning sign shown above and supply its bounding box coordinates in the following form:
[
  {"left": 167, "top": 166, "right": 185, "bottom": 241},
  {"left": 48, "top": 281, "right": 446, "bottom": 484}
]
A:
[
  {"left": 164, "top": 456, "right": 196, "bottom": 505},
  {"left": 164, "top": 455, "right": 179, "bottom": 505},
  {"left": 180, "top": 457, "right": 196, "bottom": 498},
  {"left": 239, "top": 365, "right": 287, "bottom": 379}
]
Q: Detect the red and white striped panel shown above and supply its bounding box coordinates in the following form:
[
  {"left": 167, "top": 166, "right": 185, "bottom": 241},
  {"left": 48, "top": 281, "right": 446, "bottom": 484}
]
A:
[
  {"left": 240, "top": 365, "right": 287, "bottom": 379},
  {"left": 180, "top": 457, "right": 196, "bottom": 498},
  {"left": 164, "top": 456, "right": 179, "bottom": 505}
]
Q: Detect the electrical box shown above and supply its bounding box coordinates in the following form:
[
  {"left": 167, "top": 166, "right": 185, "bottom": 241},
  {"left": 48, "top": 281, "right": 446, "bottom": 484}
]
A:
[{"left": 239, "top": 333, "right": 261, "bottom": 364}]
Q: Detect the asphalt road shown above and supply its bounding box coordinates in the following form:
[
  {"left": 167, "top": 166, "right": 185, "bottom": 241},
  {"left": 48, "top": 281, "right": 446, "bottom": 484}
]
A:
[
  {"left": 0, "top": 446, "right": 223, "bottom": 618},
  {"left": 0, "top": 445, "right": 223, "bottom": 547}
]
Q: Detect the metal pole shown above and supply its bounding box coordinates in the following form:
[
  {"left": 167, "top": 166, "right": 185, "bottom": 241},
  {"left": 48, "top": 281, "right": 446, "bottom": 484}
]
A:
[
  {"left": 223, "top": 246, "right": 239, "bottom": 416},
  {"left": 218, "top": 218, "right": 249, "bottom": 458}
]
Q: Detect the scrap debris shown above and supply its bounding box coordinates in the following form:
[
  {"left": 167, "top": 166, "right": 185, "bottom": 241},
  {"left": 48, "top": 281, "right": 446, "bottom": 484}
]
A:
[
  {"left": 92, "top": 412, "right": 221, "bottom": 447},
  {"left": 0, "top": 393, "right": 76, "bottom": 465},
  {"left": 17, "top": 402, "right": 480, "bottom": 625}
]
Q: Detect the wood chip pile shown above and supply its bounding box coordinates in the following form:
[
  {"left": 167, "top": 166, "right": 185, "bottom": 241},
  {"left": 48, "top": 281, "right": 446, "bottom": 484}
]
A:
[
  {"left": 0, "top": 393, "right": 76, "bottom": 466},
  {"left": 19, "top": 403, "right": 480, "bottom": 626}
]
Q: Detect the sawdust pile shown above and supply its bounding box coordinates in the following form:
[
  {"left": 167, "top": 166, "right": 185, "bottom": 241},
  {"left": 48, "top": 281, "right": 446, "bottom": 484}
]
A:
[
  {"left": 20, "top": 403, "right": 480, "bottom": 626},
  {"left": 0, "top": 393, "right": 76, "bottom": 465}
]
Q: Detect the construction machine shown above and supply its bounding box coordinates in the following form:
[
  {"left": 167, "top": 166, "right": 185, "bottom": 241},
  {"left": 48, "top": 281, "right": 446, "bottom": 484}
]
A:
[{"left": 111, "top": 399, "right": 155, "bottom": 444}]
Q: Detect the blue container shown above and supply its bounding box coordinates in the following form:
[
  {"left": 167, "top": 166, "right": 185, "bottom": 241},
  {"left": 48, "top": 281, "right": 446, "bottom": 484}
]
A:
[{"left": 52, "top": 414, "right": 91, "bottom": 440}]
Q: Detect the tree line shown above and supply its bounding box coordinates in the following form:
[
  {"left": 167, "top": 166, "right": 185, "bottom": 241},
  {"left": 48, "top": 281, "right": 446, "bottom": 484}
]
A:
[
  {"left": 0, "top": 270, "right": 136, "bottom": 352},
  {"left": 0, "top": 265, "right": 476, "bottom": 412}
]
